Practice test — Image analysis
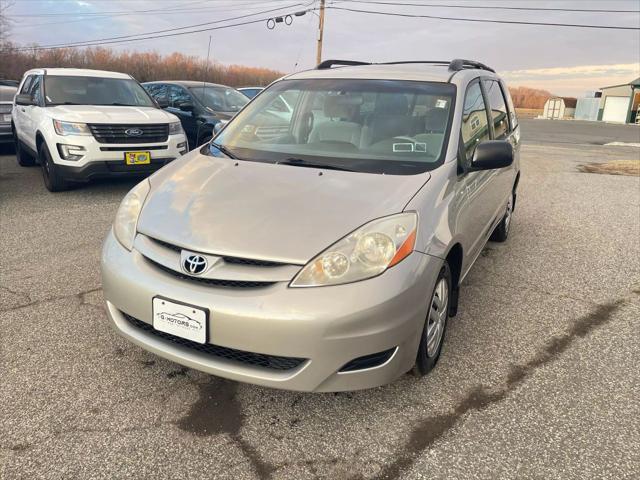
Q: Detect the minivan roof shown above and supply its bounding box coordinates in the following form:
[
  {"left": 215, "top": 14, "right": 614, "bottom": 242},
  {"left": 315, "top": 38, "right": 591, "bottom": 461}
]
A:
[
  {"left": 285, "top": 60, "right": 497, "bottom": 84},
  {"left": 22, "top": 68, "right": 132, "bottom": 79}
]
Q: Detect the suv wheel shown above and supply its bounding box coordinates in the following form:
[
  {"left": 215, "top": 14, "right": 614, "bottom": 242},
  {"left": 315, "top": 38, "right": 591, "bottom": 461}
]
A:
[
  {"left": 39, "top": 142, "right": 70, "bottom": 192},
  {"left": 414, "top": 262, "right": 451, "bottom": 376},
  {"left": 13, "top": 129, "right": 35, "bottom": 167},
  {"left": 490, "top": 192, "right": 514, "bottom": 242}
]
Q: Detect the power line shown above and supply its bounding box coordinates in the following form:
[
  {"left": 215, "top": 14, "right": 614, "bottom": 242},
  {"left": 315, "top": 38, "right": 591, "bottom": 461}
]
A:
[
  {"left": 7, "top": 2, "right": 313, "bottom": 51},
  {"left": 334, "top": 0, "right": 640, "bottom": 14},
  {"left": 326, "top": 5, "right": 640, "bottom": 30},
  {"left": 14, "top": 0, "right": 297, "bottom": 28}
]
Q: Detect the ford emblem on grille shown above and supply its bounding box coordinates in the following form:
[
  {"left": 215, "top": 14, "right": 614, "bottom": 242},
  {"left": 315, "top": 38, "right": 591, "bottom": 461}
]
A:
[
  {"left": 181, "top": 252, "right": 208, "bottom": 275},
  {"left": 125, "top": 128, "right": 144, "bottom": 137}
]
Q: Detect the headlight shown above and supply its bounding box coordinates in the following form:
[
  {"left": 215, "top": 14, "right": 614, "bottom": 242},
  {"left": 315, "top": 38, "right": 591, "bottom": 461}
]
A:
[
  {"left": 113, "top": 180, "right": 150, "bottom": 251},
  {"left": 290, "top": 212, "right": 417, "bottom": 287},
  {"left": 53, "top": 119, "right": 91, "bottom": 136},
  {"left": 169, "top": 121, "right": 184, "bottom": 135}
]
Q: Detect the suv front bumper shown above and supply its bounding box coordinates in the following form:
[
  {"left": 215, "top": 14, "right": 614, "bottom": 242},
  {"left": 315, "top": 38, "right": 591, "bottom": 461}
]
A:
[
  {"left": 49, "top": 133, "right": 187, "bottom": 181},
  {"left": 101, "top": 230, "right": 443, "bottom": 392}
]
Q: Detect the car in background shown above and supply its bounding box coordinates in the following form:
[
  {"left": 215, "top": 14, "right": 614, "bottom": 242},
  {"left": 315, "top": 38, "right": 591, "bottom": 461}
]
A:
[
  {"left": 237, "top": 87, "right": 263, "bottom": 99},
  {"left": 143, "top": 81, "right": 249, "bottom": 149},
  {"left": 0, "top": 80, "right": 20, "bottom": 88},
  {"left": 0, "top": 85, "right": 17, "bottom": 144},
  {"left": 12, "top": 68, "right": 187, "bottom": 191}
]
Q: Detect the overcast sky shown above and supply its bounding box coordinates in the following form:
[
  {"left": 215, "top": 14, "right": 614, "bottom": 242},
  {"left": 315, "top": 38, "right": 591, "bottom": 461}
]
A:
[{"left": 7, "top": 0, "right": 640, "bottom": 96}]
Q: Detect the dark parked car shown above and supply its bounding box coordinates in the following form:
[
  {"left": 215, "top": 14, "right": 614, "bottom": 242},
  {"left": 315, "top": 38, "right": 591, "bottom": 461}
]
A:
[
  {"left": 0, "top": 85, "right": 17, "bottom": 144},
  {"left": 238, "top": 87, "right": 264, "bottom": 99},
  {"left": 142, "top": 81, "right": 248, "bottom": 149}
]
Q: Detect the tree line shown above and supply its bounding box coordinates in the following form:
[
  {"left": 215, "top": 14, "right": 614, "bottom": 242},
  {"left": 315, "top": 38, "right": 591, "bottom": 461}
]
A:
[
  {"left": 0, "top": 45, "right": 284, "bottom": 87},
  {"left": 0, "top": 43, "right": 558, "bottom": 108}
]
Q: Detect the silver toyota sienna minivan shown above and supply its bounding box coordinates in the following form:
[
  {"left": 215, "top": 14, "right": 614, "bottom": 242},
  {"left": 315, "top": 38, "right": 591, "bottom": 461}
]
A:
[{"left": 101, "top": 59, "right": 520, "bottom": 392}]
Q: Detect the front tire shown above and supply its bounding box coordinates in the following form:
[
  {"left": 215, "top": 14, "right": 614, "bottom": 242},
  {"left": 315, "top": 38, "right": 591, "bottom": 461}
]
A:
[
  {"left": 39, "top": 142, "right": 70, "bottom": 192},
  {"left": 414, "top": 262, "right": 451, "bottom": 376},
  {"left": 490, "top": 191, "right": 514, "bottom": 242},
  {"left": 13, "top": 129, "right": 35, "bottom": 167}
]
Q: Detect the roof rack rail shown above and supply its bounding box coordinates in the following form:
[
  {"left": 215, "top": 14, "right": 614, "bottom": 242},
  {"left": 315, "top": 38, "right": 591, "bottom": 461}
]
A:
[
  {"left": 448, "top": 59, "right": 495, "bottom": 73},
  {"left": 316, "top": 59, "right": 371, "bottom": 69},
  {"left": 379, "top": 60, "right": 451, "bottom": 67}
]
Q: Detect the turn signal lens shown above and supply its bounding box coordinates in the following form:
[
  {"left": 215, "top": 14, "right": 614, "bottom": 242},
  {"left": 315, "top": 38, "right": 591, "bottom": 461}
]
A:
[{"left": 290, "top": 212, "right": 418, "bottom": 287}]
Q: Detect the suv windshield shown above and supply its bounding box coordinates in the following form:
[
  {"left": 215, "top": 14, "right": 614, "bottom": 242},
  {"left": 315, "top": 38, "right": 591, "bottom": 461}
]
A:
[
  {"left": 189, "top": 86, "right": 248, "bottom": 112},
  {"left": 211, "top": 78, "right": 455, "bottom": 175},
  {"left": 44, "top": 76, "right": 155, "bottom": 107}
]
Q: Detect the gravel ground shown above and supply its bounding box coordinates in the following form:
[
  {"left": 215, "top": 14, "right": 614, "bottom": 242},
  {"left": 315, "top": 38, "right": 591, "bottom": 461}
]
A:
[{"left": 1, "top": 119, "right": 639, "bottom": 479}]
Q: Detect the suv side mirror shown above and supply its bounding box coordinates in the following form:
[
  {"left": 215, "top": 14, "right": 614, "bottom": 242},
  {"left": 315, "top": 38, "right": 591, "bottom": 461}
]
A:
[
  {"left": 156, "top": 97, "right": 169, "bottom": 108},
  {"left": 15, "top": 93, "right": 37, "bottom": 106},
  {"left": 179, "top": 102, "right": 194, "bottom": 112},
  {"left": 470, "top": 140, "right": 513, "bottom": 171}
]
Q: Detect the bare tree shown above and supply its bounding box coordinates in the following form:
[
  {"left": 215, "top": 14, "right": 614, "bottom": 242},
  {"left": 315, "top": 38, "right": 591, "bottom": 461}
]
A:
[{"left": 0, "top": 0, "right": 14, "bottom": 49}]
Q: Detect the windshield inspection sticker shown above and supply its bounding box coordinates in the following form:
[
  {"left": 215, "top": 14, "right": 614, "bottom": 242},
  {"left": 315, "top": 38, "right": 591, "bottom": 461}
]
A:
[
  {"left": 393, "top": 142, "right": 427, "bottom": 153},
  {"left": 435, "top": 99, "right": 448, "bottom": 109}
]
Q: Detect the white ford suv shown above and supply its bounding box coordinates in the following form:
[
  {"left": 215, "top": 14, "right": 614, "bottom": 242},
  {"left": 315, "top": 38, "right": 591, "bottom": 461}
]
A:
[{"left": 12, "top": 68, "right": 188, "bottom": 191}]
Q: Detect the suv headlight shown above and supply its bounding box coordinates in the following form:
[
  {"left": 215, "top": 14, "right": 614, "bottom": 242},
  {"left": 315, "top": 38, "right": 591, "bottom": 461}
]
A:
[
  {"left": 290, "top": 212, "right": 418, "bottom": 287},
  {"left": 169, "top": 121, "right": 184, "bottom": 135},
  {"left": 113, "top": 180, "right": 150, "bottom": 251},
  {"left": 53, "top": 119, "right": 91, "bottom": 135}
]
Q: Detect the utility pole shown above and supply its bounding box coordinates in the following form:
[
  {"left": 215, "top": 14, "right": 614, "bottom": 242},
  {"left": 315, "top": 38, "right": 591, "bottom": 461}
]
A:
[{"left": 316, "top": 0, "right": 325, "bottom": 65}]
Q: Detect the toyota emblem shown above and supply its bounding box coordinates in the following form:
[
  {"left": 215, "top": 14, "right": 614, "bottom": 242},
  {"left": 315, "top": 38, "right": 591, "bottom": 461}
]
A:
[
  {"left": 182, "top": 253, "right": 207, "bottom": 275},
  {"left": 125, "top": 128, "right": 144, "bottom": 137}
]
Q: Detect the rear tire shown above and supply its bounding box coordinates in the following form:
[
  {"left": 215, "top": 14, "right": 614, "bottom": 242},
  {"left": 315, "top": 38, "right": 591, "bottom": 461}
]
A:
[
  {"left": 39, "top": 142, "right": 70, "bottom": 192},
  {"left": 13, "top": 129, "right": 35, "bottom": 167},
  {"left": 490, "top": 191, "right": 514, "bottom": 242},
  {"left": 414, "top": 262, "right": 452, "bottom": 376}
]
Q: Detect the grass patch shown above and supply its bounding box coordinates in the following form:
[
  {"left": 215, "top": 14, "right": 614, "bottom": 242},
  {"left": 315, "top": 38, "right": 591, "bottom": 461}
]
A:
[{"left": 579, "top": 160, "right": 640, "bottom": 176}]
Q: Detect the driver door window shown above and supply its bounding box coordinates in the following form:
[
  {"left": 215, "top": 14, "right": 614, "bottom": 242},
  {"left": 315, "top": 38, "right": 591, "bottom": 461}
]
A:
[
  {"left": 461, "top": 81, "right": 490, "bottom": 164},
  {"left": 168, "top": 85, "right": 192, "bottom": 109}
]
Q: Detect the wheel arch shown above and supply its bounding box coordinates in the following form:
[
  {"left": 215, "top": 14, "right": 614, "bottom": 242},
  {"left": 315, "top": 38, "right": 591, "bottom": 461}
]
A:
[{"left": 444, "top": 242, "right": 463, "bottom": 316}]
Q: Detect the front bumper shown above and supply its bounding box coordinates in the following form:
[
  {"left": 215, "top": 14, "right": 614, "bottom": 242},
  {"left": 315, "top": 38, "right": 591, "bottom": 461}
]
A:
[
  {"left": 101, "top": 230, "right": 443, "bottom": 392},
  {"left": 49, "top": 132, "right": 187, "bottom": 181}
]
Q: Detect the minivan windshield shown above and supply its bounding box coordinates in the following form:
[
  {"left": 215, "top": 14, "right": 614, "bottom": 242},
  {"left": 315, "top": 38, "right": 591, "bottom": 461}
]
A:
[
  {"left": 189, "top": 86, "right": 249, "bottom": 112},
  {"left": 44, "top": 76, "right": 155, "bottom": 107},
  {"left": 211, "top": 78, "right": 455, "bottom": 175}
]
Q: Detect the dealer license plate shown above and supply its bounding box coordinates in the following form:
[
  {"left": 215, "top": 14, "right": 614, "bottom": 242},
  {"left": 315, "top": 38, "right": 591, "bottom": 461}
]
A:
[
  {"left": 152, "top": 297, "right": 207, "bottom": 344},
  {"left": 125, "top": 151, "right": 151, "bottom": 165}
]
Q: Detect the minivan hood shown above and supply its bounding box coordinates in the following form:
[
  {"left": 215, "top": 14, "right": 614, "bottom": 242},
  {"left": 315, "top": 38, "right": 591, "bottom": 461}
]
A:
[
  {"left": 137, "top": 153, "right": 429, "bottom": 264},
  {"left": 45, "top": 105, "right": 176, "bottom": 124}
]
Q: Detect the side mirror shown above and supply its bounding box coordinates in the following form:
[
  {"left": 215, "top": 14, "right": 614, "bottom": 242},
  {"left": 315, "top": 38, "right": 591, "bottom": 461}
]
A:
[
  {"left": 470, "top": 140, "right": 513, "bottom": 171},
  {"left": 213, "top": 121, "right": 225, "bottom": 134},
  {"left": 179, "top": 102, "right": 194, "bottom": 112},
  {"left": 156, "top": 97, "right": 169, "bottom": 108},
  {"left": 15, "top": 93, "right": 37, "bottom": 106}
]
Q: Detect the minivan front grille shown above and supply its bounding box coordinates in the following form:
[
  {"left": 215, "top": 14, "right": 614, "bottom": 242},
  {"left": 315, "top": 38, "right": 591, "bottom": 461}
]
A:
[
  {"left": 149, "top": 237, "right": 288, "bottom": 268},
  {"left": 88, "top": 123, "right": 169, "bottom": 144},
  {"left": 149, "top": 259, "right": 276, "bottom": 289},
  {"left": 123, "top": 313, "right": 306, "bottom": 371}
]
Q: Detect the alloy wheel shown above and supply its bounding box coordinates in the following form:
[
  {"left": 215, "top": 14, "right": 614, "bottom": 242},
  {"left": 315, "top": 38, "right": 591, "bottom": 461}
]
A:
[{"left": 426, "top": 277, "right": 448, "bottom": 357}]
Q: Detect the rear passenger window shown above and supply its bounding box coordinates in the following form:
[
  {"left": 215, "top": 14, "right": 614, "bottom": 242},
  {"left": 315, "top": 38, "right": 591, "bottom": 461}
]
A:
[
  {"left": 483, "top": 80, "right": 509, "bottom": 139},
  {"left": 461, "top": 81, "right": 490, "bottom": 161}
]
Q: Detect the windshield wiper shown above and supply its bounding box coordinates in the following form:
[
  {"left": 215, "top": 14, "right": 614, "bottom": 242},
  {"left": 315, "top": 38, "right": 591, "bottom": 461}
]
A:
[
  {"left": 276, "top": 158, "right": 356, "bottom": 172},
  {"left": 106, "top": 103, "right": 140, "bottom": 106},
  {"left": 210, "top": 142, "right": 238, "bottom": 159}
]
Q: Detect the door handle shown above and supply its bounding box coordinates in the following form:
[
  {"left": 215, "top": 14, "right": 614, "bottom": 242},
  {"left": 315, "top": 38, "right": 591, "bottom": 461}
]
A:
[{"left": 20, "top": 108, "right": 26, "bottom": 112}]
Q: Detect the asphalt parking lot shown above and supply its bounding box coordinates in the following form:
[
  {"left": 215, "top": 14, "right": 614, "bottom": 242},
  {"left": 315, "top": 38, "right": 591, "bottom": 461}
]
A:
[{"left": 1, "top": 119, "right": 639, "bottom": 479}]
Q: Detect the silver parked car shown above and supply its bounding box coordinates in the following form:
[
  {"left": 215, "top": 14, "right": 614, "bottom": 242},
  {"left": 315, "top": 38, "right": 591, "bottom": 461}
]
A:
[{"left": 101, "top": 59, "right": 520, "bottom": 392}]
